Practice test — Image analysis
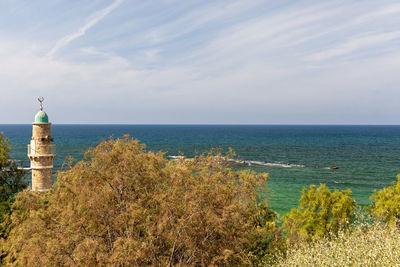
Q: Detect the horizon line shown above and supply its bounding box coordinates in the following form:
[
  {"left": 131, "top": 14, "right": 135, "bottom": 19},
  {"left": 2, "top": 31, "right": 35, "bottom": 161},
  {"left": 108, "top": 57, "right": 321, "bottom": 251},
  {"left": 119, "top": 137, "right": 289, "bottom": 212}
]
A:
[{"left": 1, "top": 123, "right": 400, "bottom": 126}]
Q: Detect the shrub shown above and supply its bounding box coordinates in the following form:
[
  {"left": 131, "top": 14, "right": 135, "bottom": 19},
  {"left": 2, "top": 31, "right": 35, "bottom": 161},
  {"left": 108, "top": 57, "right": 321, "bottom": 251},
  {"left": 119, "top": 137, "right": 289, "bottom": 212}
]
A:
[
  {"left": 0, "top": 133, "right": 27, "bottom": 235},
  {"left": 282, "top": 184, "right": 356, "bottom": 243},
  {"left": 0, "top": 132, "right": 27, "bottom": 206},
  {"left": 0, "top": 132, "right": 27, "bottom": 262},
  {"left": 369, "top": 174, "right": 400, "bottom": 226},
  {"left": 4, "top": 137, "right": 279, "bottom": 266},
  {"left": 277, "top": 221, "right": 400, "bottom": 266}
]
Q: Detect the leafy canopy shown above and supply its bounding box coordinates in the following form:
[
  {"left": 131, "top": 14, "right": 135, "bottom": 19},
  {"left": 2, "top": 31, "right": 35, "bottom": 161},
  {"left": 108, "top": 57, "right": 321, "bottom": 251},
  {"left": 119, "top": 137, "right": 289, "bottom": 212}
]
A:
[
  {"left": 0, "top": 132, "right": 27, "bottom": 238},
  {"left": 283, "top": 184, "right": 356, "bottom": 243},
  {"left": 369, "top": 174, "right": 400, "bottom": 226},
  {"left": 0, "top": 133, "right": 10, "bottom": 169},
  {"left": 5, "top": 137, "right": 279, "bottom": 266},
  {"left": 0, "top": 133, "right": 27, "bottom": 198}
]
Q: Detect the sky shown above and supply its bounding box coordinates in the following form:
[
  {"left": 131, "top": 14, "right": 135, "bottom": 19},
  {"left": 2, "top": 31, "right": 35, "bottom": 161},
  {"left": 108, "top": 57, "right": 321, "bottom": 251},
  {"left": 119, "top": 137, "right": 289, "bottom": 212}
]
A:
[{"left": 0, "top": 0, "right": 400, "bottom": 124}]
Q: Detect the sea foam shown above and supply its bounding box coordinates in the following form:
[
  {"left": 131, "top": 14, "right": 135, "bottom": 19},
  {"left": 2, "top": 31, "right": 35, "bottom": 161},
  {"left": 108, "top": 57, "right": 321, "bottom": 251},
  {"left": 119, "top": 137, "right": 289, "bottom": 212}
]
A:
[
  {"left": 231, "top": 159, "right": 305, "bottom": 168},
  {"left": 168, "top": 156, "right": 304, "bottom": 168}
]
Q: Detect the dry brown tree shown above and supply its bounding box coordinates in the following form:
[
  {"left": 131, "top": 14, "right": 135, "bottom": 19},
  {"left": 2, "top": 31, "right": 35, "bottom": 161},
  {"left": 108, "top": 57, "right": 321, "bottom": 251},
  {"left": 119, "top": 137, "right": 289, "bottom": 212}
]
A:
[{"left": 3, "top": 137, "right": 281, "bottom": 266}]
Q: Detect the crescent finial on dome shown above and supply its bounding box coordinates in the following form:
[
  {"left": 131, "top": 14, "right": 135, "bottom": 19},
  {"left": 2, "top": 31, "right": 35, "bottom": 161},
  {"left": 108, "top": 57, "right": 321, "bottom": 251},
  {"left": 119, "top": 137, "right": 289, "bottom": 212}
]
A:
[{"left": 34, "top": 97, "right": 49, "bottom": 123}]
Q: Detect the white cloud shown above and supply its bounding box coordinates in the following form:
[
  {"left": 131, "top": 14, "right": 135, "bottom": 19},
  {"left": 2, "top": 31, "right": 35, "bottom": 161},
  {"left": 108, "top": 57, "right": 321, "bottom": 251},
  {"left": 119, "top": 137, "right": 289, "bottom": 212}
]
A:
[{"left": 47, "top": 0, "right": 124, "bottom": 58}]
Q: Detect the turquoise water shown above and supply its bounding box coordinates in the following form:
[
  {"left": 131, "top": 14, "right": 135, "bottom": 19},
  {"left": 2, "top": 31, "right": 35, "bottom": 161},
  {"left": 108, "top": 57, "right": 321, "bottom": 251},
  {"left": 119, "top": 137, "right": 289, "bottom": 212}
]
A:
[{"left": 2, "top": 124, "right": 400, "bottom": 216}]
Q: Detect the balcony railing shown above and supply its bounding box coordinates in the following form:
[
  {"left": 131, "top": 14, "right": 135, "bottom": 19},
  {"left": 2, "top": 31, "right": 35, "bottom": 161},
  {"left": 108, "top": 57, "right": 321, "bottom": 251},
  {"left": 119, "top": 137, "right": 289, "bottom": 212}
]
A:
[{"left": 28, "top": 144, "right": 56, "bottom": 156}]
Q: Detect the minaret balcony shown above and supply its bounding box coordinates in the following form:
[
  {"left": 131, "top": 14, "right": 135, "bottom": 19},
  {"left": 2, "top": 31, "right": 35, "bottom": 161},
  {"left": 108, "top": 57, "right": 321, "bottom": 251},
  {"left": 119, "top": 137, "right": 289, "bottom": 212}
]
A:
[{"left": 27, "top": 144, "right": 56, "bottom": 157}]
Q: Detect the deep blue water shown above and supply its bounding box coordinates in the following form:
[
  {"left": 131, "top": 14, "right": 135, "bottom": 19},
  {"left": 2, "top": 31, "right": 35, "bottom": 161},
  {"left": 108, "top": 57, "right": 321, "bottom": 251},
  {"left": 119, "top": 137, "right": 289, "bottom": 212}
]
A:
[{"left": 2, "top": 124, "right": 400, "bottom": 216}]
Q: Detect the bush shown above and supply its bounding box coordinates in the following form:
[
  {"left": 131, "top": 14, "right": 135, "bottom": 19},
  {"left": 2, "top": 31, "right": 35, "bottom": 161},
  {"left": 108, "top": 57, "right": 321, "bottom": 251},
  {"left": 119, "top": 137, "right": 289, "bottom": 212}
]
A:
[
  {"left": 0, "top": 132, "right": 27, "bottom": 262},
  {"left": 277, "top": 221, "right": 400, "bottom": 266},
  {"left": 4, "top": 137, "right": 280, "bottom": 266},
  {"left": 0, "top": 132, "right": 27, "bottom": 236},
  {"left": 282, "top": 184, "right": 356, "bottom": 243},
  {"left": 369, "top": 174, "right": 400, "bottom": 226},
  {"left": 244, "top": 202, "right": 287, "bottom": 265}
]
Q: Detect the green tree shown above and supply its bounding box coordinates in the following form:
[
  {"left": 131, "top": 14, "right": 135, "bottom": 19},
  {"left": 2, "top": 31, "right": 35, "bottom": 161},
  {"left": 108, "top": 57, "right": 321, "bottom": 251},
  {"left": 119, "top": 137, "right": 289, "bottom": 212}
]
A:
[
  {"left": 369, "top": 174, "right": 400, "bottom": 226},
  {"left": 5, "top": 137, "right": 281, "bottom": 266},
  {"left": 283, "top": 184, "right": 356, "bottom": 243},
  {"left": 245, "top": 202, "right": 287, "bottom": 265},
  {"left": 0, "top": 132, "right": 27, "bottom": 237},
  {"left": 0, "top": 132, "right": 27, "bottom": 263}
]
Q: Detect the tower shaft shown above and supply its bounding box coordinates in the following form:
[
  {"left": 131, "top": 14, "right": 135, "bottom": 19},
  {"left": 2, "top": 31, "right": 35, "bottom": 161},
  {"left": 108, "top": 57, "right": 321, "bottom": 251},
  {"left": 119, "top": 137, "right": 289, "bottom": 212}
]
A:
[{"left": 28, "top": 105, "right": 55, "bottom": 192}]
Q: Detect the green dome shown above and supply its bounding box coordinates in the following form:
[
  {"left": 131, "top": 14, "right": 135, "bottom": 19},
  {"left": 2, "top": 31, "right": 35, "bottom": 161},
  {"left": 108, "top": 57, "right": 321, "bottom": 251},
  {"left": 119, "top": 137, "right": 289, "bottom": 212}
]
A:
[{"left": 34, "top": 111, "right": 49, "bottom": 123}]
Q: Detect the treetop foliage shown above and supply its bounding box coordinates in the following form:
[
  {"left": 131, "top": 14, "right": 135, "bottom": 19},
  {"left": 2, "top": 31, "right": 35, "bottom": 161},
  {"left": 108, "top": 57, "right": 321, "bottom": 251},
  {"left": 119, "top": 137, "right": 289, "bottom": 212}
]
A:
[
  {"left": 4, "top": 137, "right": 281, "bottom": 266},
  {"left": 0, "top": 133, "right": 11, "bottom": 169},
  {"left": 0, "top": 133, "right": 27, "bottom": 201},
  {"left": 369, "top": 174, "right": 400, "bottom": 226},
  {"left": 283, "top": 183, "right": 356, "bottom": 243},
  {"left": 0, "top": 132, "right": 27, "bottom": 247}
]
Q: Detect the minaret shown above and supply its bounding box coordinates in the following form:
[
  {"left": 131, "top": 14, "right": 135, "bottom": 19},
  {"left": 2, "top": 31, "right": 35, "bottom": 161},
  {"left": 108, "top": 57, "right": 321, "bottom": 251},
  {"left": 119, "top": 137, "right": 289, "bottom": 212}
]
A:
[{"left": 27, "top": 97, "right": 55, "bottom": 192}]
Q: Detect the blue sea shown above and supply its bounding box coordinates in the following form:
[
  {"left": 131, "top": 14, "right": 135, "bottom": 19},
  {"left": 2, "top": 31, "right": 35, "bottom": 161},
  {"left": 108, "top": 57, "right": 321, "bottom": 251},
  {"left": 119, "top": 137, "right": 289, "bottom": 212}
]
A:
[{"left": 2, "top": 124, "right": 400, "bottom": 216}]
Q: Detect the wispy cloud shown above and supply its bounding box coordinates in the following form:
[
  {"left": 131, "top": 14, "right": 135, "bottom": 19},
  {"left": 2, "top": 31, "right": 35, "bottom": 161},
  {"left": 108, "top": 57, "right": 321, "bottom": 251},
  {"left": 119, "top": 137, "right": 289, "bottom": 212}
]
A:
[
  {"left": 307, "top": 31, "right": 400, "bottom": 61},
  {"left": 355, "top": 3, "right": 400, "bottom": 23},
  {"left": 47, "top": 0, "right": 123, "bottom": 58},
  {"left": 1, "top": 0, "right": 400, "bottom": 123}
]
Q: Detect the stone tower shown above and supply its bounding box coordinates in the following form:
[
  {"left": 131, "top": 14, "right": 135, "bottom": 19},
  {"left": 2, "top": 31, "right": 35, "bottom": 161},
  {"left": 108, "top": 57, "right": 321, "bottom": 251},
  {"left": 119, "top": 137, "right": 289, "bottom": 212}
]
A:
[{"left": 27, "top": 97, "right": 55, "bottom": 192}]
